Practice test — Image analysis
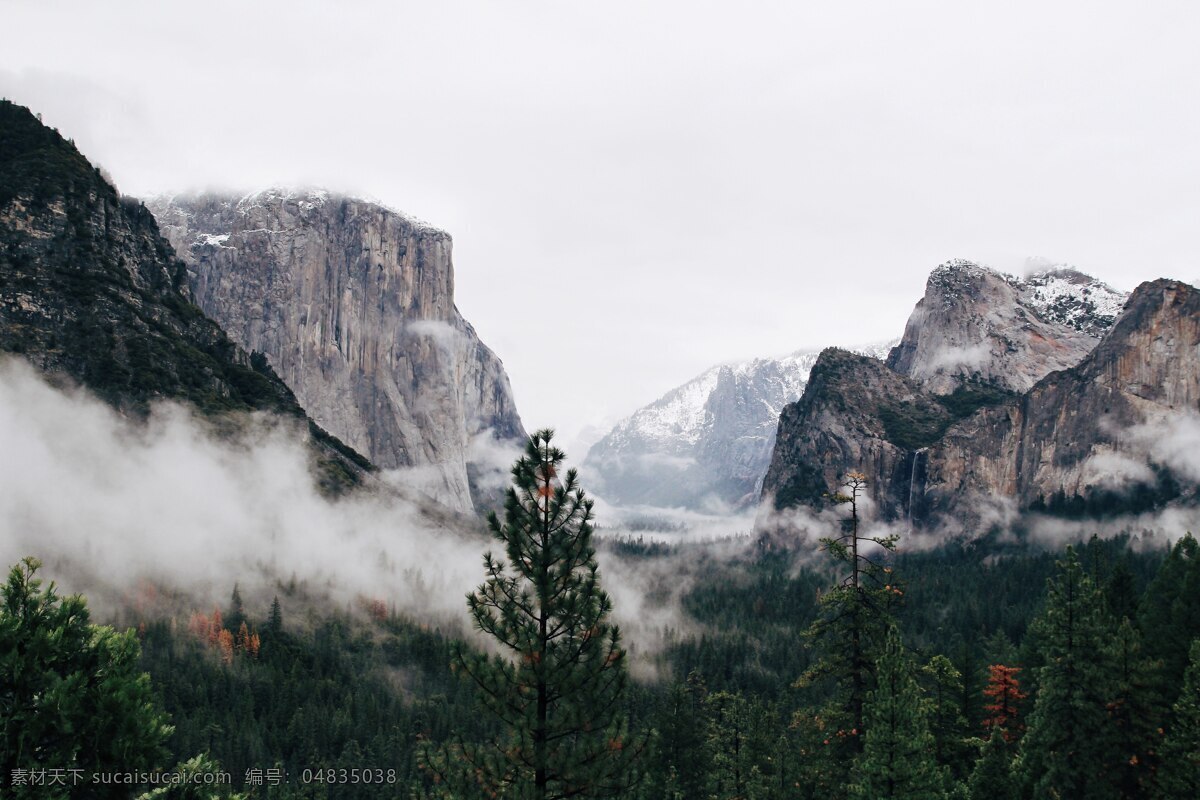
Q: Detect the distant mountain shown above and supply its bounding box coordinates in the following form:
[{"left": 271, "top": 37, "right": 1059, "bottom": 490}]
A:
[
  {"left": 584, "top": 343, "right": 894, "bottom": 511},
  {"left": 0, "top": 101, "right": 372, "bottom": 493},
  {"left": 886, "top": 259, "right": 1127, "bottom": 394},
  {"left": 762, "top": 261, "right": 1200, "bottom": 534},
  {"left": 146, "top": 189, "right": 525, "bottom": 513}
]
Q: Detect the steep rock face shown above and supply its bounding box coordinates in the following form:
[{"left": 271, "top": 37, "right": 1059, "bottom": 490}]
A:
[
  {"left": 147, "top": 190, "right": 524, "bottom": 512},
  {"left": 586, "top": 344, "right": 892, "bottom": 510},
  {"left": 759, "top": 348, "right": 956, "bottom": 520},
  {"left": 0, "top": 101, "right": 371, "bottom": 493},
  {"left": 762, "top": 278, "right": 1199, "bottom": 532},
  {"left": 924, "top": 279, "right": 1200, "bottom": 522},
  {"left": 886, "top": 260, "right": 1127, "bottom": 395}
]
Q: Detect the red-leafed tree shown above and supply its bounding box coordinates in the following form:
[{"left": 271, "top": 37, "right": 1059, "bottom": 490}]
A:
[{"left": 982, "top": 664, "right": 1026, "bottom": 742}]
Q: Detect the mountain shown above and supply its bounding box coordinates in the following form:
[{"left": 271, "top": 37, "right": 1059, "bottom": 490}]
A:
[
  {"left": 584, "top": 343, "right": 893, "bottom": 510},
  {"left": 761, "top": 263, "right": 1200, "bottom": 534},
  {"left": 923, "top": 278, "right": 1200, "bottom": 526},
  {"left": 0, "top": 101, "right": 371, "bottom": 493},
  {"left": 146, "top": 190, "right": 524, "bottom": 513},
  {"left": 886, "top": 259, "right": 1127, "bottom": 394}
]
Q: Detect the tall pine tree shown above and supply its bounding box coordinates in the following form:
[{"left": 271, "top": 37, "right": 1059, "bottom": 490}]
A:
[
  {"left": 850, "top": 628, "right": 946, "bottom": 799},
  {"left": 1156, "top": 639, "right": 1200, "bottom": 799},
  {"left": 1017, "top": 547, "right": 1117, "bottom": 800},
  {"left": 797, "top": 472, "right": 900, "bottom": 765},
  {"left": 422, "top": 430, "right": 637, "bottom": 799}
]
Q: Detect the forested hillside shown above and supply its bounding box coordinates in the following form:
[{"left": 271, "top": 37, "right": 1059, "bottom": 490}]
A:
[{"left": 71, "top": 525, "right": 1187, "bottom": 798}]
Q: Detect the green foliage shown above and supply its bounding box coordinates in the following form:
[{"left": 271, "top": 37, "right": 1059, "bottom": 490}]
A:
[
  {"left": 967, "top": 729, "right": 1015, "bottom": 800},
  {"left": 424, "top": 430, "right": 637, "bottom": 798},
  {"left": 878, "top": 398, "right": 952, "bottom": 451},
  {"left": 879, "top": 379, "right": 1014, "bottom": 452},
  {"left": 1017, "top": 548, "right": 1119, "bottom": 799},
  {"left": 135, "top": 754, "right": 247, "bottom": 800},
  {"left": 0, "top": 99, "right": 371, "bottom": 496},
  {"left": 139, "top": 601, "right": 475, "bottom": 799},
  {"left": 0, "top": 100, "right": 104, "bottom": 208},
  {"left": 850, "top": 628, "right": 947, "bottom": 799},
  {"left": 1156, "top": 639, "right": 1200, "bottom": 799},
  {"left": 1139, "top": 533, "right": 1200, "bottom": 709},
  {"left": 921, "top": 655, "right": 973, "bottom": 781},
  {"left": 797, "top": 473, "right": 901, "bottom": 767},
  {"left": 0, "top": 557, "right": 172, "bottom": 799}
]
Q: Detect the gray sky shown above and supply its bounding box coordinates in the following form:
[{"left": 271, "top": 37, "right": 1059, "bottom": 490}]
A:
[{"left": 3, "top": 1, "right": 1198, "bottom": 452}]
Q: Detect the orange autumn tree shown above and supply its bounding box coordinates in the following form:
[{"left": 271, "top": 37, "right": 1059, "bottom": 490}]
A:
[
  {"left": 982, "top": 664, "right": 1026, "bottom": 741},
  {"left": 187, "top": 608, "right": 260, "bottom": 661}
]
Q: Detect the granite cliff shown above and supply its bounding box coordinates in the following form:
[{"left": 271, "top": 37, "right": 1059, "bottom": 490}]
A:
[
  {"left": 0, "top": 101, "right": 372, "bottom": 493},
  {"left": 886, "top": 259, "right": 1126, "bottom": 394},
  {"left": 147, "top": 190, "right": 524, "bottom": 513},
  {"left": 762, "top": 262, "right": 1198, "bottom": 533}
]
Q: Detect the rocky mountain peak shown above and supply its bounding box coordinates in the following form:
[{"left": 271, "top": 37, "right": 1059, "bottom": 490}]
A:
[
  {"left": 761, "top": 274, "right": 1199, "bottom": 534},
  {"left": 886, "top": 259, "right": 1127, "bottom": 395},
  {"left": 146, "top": 189, "right": 524, "bottom": 513},
  {"left": 584, "top": 342, "right": 893, "bottom": 510}
]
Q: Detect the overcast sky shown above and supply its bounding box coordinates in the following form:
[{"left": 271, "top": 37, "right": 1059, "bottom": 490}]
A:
[{"left": 3, "top": 1, "right": 1198, "bottom": 452}]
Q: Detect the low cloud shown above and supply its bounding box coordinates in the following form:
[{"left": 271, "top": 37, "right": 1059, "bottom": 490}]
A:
[
  {"left": 926, "top": 342, "right": 992, "bottom": 372},
  {"left": 0, "top": 358, "right": 691, "bottom": 670}
]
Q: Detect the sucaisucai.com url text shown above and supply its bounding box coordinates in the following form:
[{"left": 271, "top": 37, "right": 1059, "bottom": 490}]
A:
[{"left": 8, "top": 768, "right": 231, "bottom": 788}]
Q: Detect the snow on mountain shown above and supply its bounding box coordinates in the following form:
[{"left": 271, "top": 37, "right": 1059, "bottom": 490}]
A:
[
  {"left": 583, "top": 341, "right": 895, "bottom": 511},
  {"left": 887, "top": 259, "right": 1129, "bottom": 395},
  {"left": 1020, "top": 268, "right": 1127, "bottom": 337}
]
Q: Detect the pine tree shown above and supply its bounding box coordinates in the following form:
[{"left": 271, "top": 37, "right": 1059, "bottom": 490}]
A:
[
  {"left": 706, "top": 690, "right": 754, "bottom": 799},
  {"left": 922, "top": 655, "right": 972, "bottom": 780},
  {"left": 0, "top": 557, "right": 172, "bottom": 799},
  {"left": 797, "top": 472, "right": 900, "bottom": 762},
  {"left": 1156, "top": 639, "right": 1200, "bottom": 799},
  {"left": 267, "top": 595, "right": 283, "bottom": 635},
  {"left": 422, "top": 430, "right": 637, "bottom": 799},
  {"left": 967, "top": 729, "right": 1016, "bottom": 800},
  {"left": 1103, "top": 618, "right": 1160, "bottom": 796},
  {"left": 849, "top": 628, "right": 946, "bottom": 799},
  {"left": 1017, "top": 547, "right": 1117, "bottom": 800},
  {"left": 649, "top": 670, "right": 710, "bottom": 800},
  {"left": 228, "top": 582, "right": 246, "bottom": 632},
  {"left": 1139, "top": 534, "right": 1200, "bottom": 708}
]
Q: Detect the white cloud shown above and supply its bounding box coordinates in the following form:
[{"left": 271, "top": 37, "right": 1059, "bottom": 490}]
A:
[
  {"left": 0, "top": 358, "right": 695, "bottom": 666},
  {"left": 3, "top": 1, "right": 1197, "bottom": 441}
]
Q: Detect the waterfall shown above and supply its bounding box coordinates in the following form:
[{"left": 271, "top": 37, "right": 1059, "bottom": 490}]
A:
[{"left": 907, "top": 448, "right": 927, "bottom": 533}]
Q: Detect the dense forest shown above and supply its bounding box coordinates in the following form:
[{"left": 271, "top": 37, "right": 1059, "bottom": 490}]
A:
[{"left": 6, "top": 513, "right": 1198, "bottom": 797}]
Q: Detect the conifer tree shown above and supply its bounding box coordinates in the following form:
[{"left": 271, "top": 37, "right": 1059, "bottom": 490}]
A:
[
  {"left": 267, "top": 595, "right": 283, "bottom": 635},
  {"left": 967, "top": 729, "right": 1016, "bottom": 800},
  {"left": 1017, "top": 547, "right": 1117, "bottom": 800},
  {"left": 850, "top": 628, "right": 946, "bottom": 799},
  {"left": 798, "top": 472, "right": 900, "bottom": 762},
  {"left": 1104, "top": 618, "right": 1159, "bottom": 796},
  {"left": 922, "top": 655, "right": 972, "bottom": 780},
  {"left": 1156, "top": 639, "right": 1200, "bottom": 799},
  {"left": 1139, "top": 533, "right": 1200, "bottom": 709},
  {"left": 0, "top": 557, "right": 172, "bottom": 799},
  {"left": 422, "top": 430, "right": 637, "bottom": 799},
  {"left": 648, "top": 670, "right": 710, "bottom": 800}
]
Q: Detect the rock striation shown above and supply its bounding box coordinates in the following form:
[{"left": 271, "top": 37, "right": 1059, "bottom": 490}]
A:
[
  {"left": 147, "top": 190, "right": 524, "bottom": 512},
  {"left": 762, "top": 266, "right": 1200, "bottom": 533},
  {"left": 0, "top": 101, "right": 372, "bottom": 493},
  {"left": 886, "top": 260, "right": 1127, "bottom": 395}
]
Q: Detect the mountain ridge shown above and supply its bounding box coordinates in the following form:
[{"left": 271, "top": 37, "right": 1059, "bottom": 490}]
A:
[
  {"left": 584, "top": 342, "right": 894, "bottom": 510},
  {"left": 0, "top": 100, "right": 373, "bottom": 493}
]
